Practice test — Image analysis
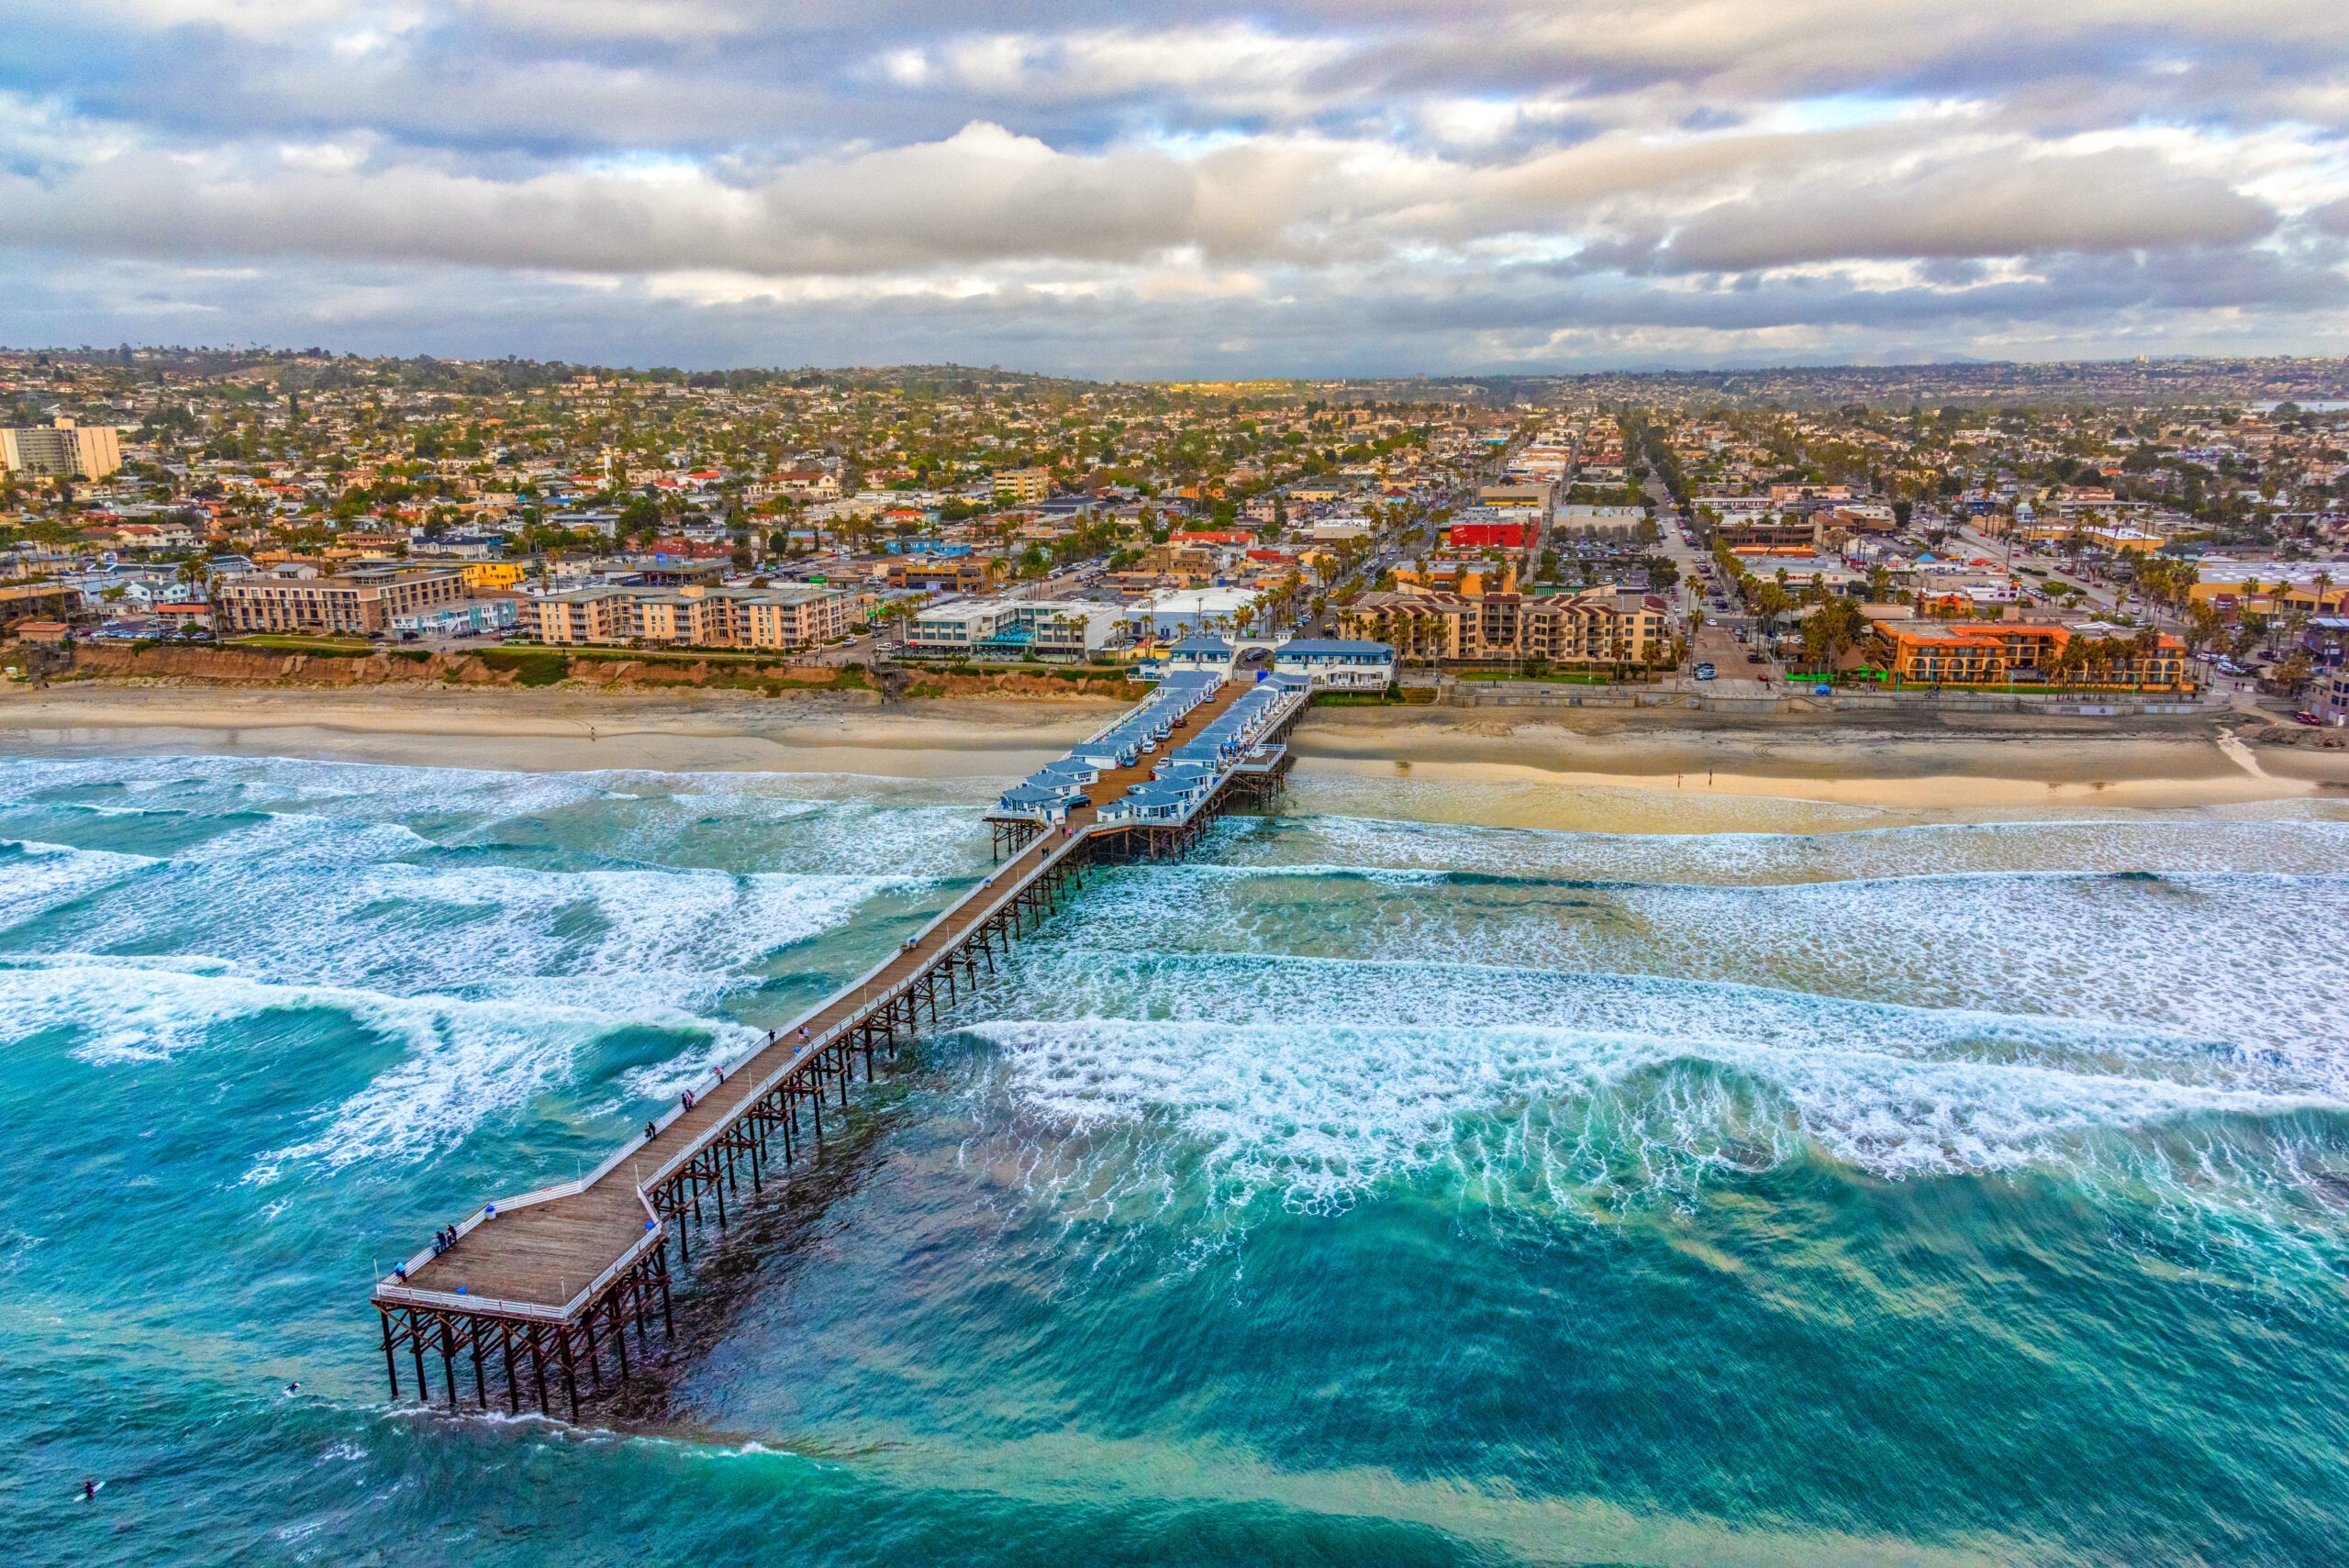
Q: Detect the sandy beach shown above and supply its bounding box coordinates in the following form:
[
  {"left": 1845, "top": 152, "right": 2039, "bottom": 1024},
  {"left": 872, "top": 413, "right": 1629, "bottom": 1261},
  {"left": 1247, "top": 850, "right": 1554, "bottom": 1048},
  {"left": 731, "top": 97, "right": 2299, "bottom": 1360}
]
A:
[{"left": 4, "top": 683, "right": 2343, "bottom": 831}]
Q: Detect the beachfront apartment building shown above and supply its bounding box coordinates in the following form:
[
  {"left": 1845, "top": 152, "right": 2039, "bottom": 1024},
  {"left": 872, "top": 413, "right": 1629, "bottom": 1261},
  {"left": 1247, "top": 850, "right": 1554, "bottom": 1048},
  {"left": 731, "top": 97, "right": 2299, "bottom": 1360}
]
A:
[
  {"left": 1341, "top": 589, "right": 1671, "bottom": 669},
  {"left": 391, "top": 597, "right": 520, "bottom": 639},
  {"left": 0, "top": 580, "right": 87, "bottom": 632},
  {"left": 1868, "top": 620, "right": 2190, "bottom": 690},
  {"left": 531, "top": 583, "right": 858, "bottom": 651},
  {"left": 536, "top": 586, "right": 638, "bottom": 645},
  {"left": 213, "top": 565, "right": 468, "bottom": 636},
  {"left": 904, "top": 597, "right": 1136, "bottom": 659},
  {"left": 907, "top": 598, "right": 1023, "bottom": 652}
]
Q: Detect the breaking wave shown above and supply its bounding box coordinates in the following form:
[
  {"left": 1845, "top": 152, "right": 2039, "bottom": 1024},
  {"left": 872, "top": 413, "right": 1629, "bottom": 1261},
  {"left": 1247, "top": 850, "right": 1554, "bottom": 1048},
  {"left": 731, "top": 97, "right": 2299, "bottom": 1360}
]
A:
[{"left": 0, "top": 953, "right": 755, "bottom": 1173}]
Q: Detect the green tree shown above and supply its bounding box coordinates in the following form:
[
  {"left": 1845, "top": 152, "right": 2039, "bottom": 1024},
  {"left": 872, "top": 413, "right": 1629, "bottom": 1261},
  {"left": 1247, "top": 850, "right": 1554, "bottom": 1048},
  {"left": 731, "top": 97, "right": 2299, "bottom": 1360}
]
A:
[{"left": 1798, "top": 597, "right": 1866, "bottom": 672}]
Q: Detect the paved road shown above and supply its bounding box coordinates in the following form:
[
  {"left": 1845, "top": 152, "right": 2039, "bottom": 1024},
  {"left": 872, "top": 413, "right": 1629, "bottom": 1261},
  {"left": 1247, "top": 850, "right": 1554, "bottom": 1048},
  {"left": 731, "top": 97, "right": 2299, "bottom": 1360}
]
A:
[
  {"left": 1950, "top": 525, "right": 2167, "bottom": 625},
  {"left": 1678, "top": 621, "right": 1781, "bottom": 695}
]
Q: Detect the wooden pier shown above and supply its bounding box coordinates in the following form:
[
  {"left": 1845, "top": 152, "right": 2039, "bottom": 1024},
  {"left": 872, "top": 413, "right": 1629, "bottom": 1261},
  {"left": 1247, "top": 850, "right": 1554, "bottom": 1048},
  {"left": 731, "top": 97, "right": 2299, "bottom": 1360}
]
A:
[{"left": 371, "top": 674, "right": 1305, "bottom": 1418}]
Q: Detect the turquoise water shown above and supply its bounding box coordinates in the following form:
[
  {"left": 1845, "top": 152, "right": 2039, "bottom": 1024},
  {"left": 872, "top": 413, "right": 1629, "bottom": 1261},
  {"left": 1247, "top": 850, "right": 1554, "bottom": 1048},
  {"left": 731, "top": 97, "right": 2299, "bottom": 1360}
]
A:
[{"left": 5, "top": 752, "right": 2349, "bottom": 1565}]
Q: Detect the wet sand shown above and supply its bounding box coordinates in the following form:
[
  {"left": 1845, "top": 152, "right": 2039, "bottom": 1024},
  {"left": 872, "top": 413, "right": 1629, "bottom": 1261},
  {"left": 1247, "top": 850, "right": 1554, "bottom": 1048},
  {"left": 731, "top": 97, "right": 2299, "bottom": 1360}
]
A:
[
  {"left": 1293, "top": 706, "right": 2349, "bottom": 818},
  {"left": 4, "top": 684, "right": 2343, "bottom": 830}
]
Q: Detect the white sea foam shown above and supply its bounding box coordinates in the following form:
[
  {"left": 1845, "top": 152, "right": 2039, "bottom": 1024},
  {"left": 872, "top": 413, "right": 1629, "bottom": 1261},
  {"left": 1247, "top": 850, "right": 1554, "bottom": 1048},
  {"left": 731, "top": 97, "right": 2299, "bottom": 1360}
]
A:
[
  {"left": 0, "top": 752, "right": 989, "bottom": 825},
  {"left": 1219, "top": 810, "right": 2349, "bottom": 886},
  {"left": 15, "top": 751, "right": 2339, "bottom": 1222},
  {"left": 0, "top": 839, "right": 157, "bottom": 929},
  {"left": 0, "top": 752, "right": 612, "bottom": 822},
  {"left": 0, "top": 754, "right": 964, "bottom": 1175},
  {"left": 22, "top": 832, "right": 916, "bottom": 1013},
  {"left": 965, "top": 1012, "right": 2336, "bottom": 1205},
  {"left": 0, "top": 953, "right": 758, "bottom": 1171},
  {"left": 6, "top": 856, "right": 902, "bottom": 1171},
  {"left": 948, "top": 940, "right": 2349, "bottom": 1226},
  {"left": 0, "top": 751, "right": 996, "bottom": 882},
  {"left": 1051, "top": 863, "right": 2349, "bottom": 1065}
]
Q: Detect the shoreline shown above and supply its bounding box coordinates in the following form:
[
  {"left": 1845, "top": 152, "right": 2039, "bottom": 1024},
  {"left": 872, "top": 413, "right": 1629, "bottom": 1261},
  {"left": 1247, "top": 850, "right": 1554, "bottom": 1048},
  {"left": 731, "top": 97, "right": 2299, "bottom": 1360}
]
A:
[{"left": 4, "top": 683, "right": 2344, "bottom": 824}]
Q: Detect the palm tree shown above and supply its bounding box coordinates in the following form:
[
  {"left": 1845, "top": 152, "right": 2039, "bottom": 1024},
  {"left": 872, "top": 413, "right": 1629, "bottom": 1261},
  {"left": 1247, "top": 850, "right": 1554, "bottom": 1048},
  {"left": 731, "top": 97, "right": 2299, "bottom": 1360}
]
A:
[
  {"left": 2050, "top": 636, "right": 2083, "bottom": 692},
  {"left": 2083, "top": 636, "right": 2116, "bottom": 689}
]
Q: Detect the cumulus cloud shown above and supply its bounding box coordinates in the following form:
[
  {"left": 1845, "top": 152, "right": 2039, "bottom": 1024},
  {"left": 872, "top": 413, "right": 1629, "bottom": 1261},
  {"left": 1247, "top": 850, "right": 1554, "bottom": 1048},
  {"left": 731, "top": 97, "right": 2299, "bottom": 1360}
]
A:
[
  {"left": 1658, "top": 148, "right": 2280, "bottom": 272},
  {"left": 2, "top": 0, "right": 2346, "bottom": 369}
]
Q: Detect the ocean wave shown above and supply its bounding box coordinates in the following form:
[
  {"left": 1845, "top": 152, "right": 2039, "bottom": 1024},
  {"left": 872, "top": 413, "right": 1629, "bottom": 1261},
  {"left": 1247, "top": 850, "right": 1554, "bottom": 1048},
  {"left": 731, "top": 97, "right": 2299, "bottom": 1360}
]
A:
[
  {"left": 1045, "top": 865, "right": 2349, "bottom": 1064},
  {"left": 932, "top": 945, "right": 2349, "bottom": 1246},
  {"left": 0, "top": 953, "right": 751, "bottom": 1173},
  {"left": 12, "top": 840, "right": 915, "bottom": 1014},
  {"left": 961, "top": 1013, "right": 2341, "bottom": 1202},
  {"left": 0, "top": 751, "right": 993, "bottom": 819},
  {"left": 0, "top": 752, "right": 619, "bottom": 822},
  {"left": 0, "top": 838, "right": 159, "bottom": 929},
  {"left": 1215, "top": 810, "right": 2349, "bottom": 886},
  {"left": 0, "top": 751, "right": 998, "bottom": 882}
]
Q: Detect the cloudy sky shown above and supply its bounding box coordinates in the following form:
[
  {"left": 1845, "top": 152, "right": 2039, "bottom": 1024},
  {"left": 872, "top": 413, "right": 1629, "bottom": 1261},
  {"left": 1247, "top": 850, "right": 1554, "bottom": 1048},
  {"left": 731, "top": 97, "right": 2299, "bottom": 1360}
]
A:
[{"left": 4, "top": 1, "right": 2347, "bottom": 373}]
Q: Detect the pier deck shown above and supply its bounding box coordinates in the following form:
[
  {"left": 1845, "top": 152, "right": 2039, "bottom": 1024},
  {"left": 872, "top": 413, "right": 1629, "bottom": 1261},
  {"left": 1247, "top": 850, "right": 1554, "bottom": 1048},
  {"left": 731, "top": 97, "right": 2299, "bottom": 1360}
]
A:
[{"left": 376, "top": 676, "right": 1266, "bottom": 1329}]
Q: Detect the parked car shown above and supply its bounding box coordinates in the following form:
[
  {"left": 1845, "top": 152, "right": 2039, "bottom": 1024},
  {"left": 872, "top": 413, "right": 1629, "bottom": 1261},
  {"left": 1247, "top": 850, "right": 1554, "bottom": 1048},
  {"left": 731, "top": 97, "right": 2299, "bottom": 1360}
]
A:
[{"left": 2295, "top": 711, "right": 2321, "bottom": 726}]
